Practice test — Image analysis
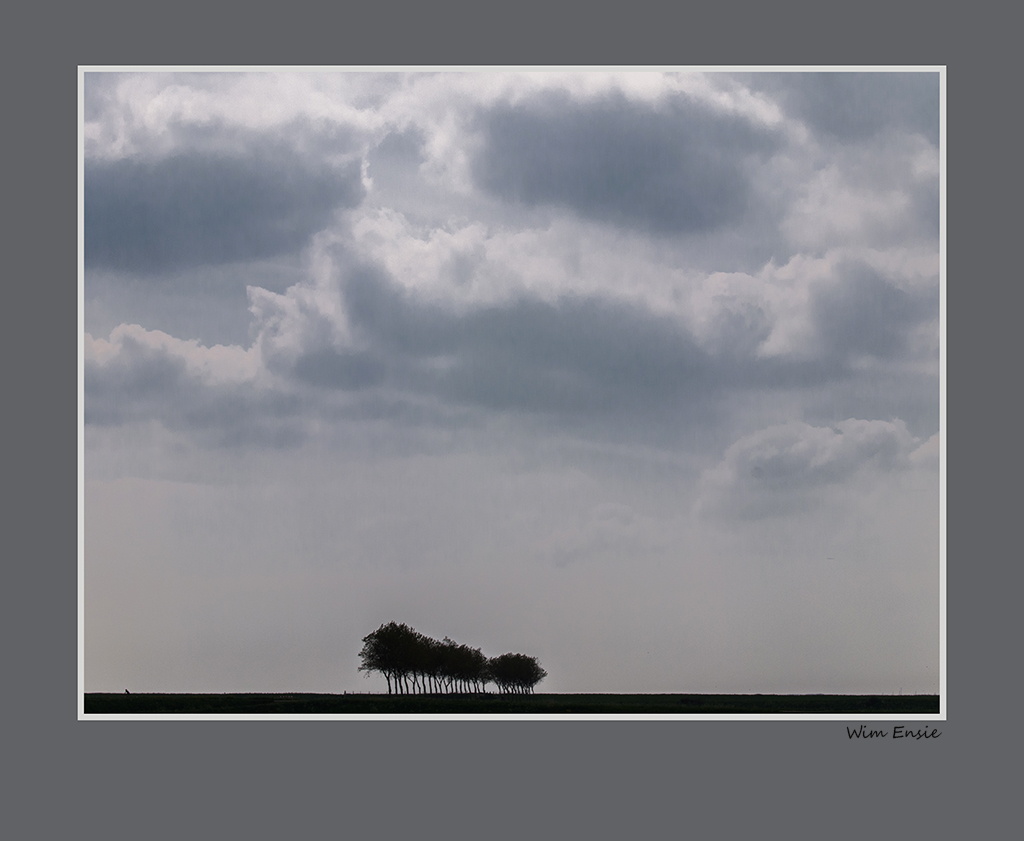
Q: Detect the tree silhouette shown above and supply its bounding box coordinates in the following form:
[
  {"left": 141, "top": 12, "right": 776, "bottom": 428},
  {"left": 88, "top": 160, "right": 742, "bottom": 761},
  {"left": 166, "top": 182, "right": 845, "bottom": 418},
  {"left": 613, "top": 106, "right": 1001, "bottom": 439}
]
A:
[
  {"left": 489, "top": 652, "right": 547, "bottom": 694},
  {"left": 358, "top": 621, "right": 420, "bottom": 694},
  {"left": 359, "top": 622, "right": 544, "bottom": 695}
]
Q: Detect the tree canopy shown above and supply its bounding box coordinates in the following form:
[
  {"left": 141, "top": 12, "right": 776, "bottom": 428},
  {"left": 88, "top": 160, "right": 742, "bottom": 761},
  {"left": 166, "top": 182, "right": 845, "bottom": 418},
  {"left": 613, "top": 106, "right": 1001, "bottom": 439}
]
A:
[
  {"left": 488, "top": 652, "right": 548, "bottom": 694},
  {"left": 358, "top": 622, "right": 546, "bottom": 695}
]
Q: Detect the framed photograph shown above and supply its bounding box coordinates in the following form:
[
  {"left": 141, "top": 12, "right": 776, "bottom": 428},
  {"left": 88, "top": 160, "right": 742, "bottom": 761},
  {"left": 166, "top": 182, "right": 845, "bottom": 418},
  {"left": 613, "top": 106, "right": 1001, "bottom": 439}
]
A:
[{"left": 80, "top": 68, "right": 943, "bottom": 718}]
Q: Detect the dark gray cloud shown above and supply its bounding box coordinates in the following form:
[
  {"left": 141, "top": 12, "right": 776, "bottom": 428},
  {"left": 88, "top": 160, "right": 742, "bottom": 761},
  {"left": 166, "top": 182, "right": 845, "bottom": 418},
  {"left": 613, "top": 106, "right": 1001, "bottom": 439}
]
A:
[
  {"left": 85, "top": 149, "right": 364, "bottom": 274},
  {"left": 811, "top": 261, "right": 938, "bottom": 363},
  {"left": 472, "top": 91, "right": 780, "bottom": 236},
  {"left": 749, "top": 72, "right": 939, "bottom": 144},
  {"left": 371, "top": 126, "right": 427, "bottom": 168},
  {"left": 306, "top": 254, "right": 936, "bottom": 450},
  {"left": 85, "top": 334, "right": 304, "bottom": 449},
  {"left": 314, "top": 261, "right": 852, "bottom": 423},
  {"left": 340, "top": 263, "right": 720, "bottom": 415},
  {"left": 292, "top": 348, "right": 387, "bottom": 390},
  {"left": 86, "top": 253, "right": 938, "bottom": 456}
]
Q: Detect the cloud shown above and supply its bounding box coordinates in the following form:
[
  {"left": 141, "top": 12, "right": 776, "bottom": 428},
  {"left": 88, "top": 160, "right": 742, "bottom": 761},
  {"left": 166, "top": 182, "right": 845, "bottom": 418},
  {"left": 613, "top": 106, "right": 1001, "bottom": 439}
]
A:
[
  {"left": 230, "top": 229, "right": 939, "bottom": 452},
  {"left": 261, "top": 259, "right": 680, "bottom": 412},
  {"left": 698, "top": 418, "right": 920, "bottom": 520},
  {"left": 778, "top": 132, "right": 940, "bottom": 253},
  {"left": 237, "top": 247, "right": 741, "bottom": 446},
  {"left": 292, "top": 347, "right": 386, "bottom": 390},
  {"left": 84, "top": 239, "right": 938, "bottom": 457},
  {"left": 85, "top": 325, "right": 304, "bottom": 448},
  {"left": 909, "top": 432, "right": 940, "bottom": 470},
  {"left": 471, "top": 90, "right": 781, "bottom": 236},
  {"left": 82, "top": 73, "right": 390, "bottom": 161},
  {"left": 748, "top": 72, "right": 939, "bottom": 144},
  {"left": 753, "top": 249, "right": 938, "bottom": 367},
  {"left": 338, "top": 249, "right": 939, "bottom": 420},
  {"left": 810, "top": 260, "right": 939, "bottom": 363},
  {"left": 82, "top": 72, "right": 940, "bottom": 457},
  {"left": 84, "top": 148, "right": 364, "bottom": 273},
  {"left": 325, "top": 258, "right": 803, "bottom": 426}
]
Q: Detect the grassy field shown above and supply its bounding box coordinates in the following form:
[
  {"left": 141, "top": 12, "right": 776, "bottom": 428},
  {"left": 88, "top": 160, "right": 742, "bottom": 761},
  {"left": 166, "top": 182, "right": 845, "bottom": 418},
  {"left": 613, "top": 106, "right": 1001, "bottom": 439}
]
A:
[{"left": 84, "top": 692, "right": 940, "bottom": 715}]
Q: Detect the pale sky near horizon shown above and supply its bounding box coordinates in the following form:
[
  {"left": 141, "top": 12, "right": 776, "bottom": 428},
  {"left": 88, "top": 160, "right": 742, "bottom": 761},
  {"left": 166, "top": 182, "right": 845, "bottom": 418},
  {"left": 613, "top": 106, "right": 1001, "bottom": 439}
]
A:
[{"left": 82, "top": 70, "right": 941, "bottom": 695}]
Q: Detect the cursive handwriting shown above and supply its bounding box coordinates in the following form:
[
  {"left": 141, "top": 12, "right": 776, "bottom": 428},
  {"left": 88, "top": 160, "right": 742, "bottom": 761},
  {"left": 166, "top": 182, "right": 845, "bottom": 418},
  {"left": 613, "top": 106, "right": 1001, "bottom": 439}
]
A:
[{"left": 846, "top": 725, "right": 942, "bottom": 739}]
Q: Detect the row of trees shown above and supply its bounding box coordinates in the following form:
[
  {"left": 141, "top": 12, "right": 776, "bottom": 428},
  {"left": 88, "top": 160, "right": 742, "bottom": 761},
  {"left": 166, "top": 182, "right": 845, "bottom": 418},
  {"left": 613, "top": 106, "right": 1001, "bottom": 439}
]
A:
[{"left": 358, "top": 622, "right": 547, "bottom": 695}]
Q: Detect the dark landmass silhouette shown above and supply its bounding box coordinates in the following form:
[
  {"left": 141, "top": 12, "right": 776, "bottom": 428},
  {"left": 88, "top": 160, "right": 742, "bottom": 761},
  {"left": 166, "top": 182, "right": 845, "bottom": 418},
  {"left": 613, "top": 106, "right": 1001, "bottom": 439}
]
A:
[{"left": 84, "top": 692, "right": 940, "bottom": 715}]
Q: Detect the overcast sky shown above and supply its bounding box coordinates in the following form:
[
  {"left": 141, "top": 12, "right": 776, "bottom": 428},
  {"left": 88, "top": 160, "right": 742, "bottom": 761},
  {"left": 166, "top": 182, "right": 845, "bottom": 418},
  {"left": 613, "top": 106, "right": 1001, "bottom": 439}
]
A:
[{"left": 82, "top": 70, "right": 941, "bottom": 696}]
